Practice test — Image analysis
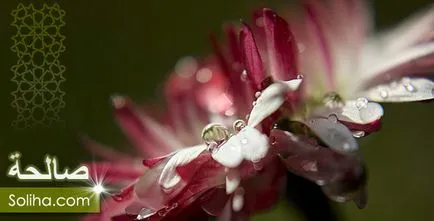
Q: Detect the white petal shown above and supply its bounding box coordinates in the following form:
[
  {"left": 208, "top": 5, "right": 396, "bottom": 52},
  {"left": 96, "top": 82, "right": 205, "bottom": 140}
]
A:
[
  {"left": 239, "top": 127, "right": 269, "bottom": 162},
  {"left": 306, "top": 118, "right": 358, "bottom": 153},
  {"left": 312, "top": 99, "right": 384, "bottom": 125},
  {"left": 212, "top": 126, "right": 269, "bottom": 168},
  {"left": 282, "top": 79, "right": 303, "bottom": 91},
  {"left": 211, "top": 137, "right": 244, "bottom": 168},
  {"left": 225, "top": 171, "right": 240, "bottom": 194},
  {"left": 158, "top": 145, "right": 207, "bottom": 189},
  {"left": 247, "top": 79, "right": 302, "bottom": 127},
  {"left": 360, "top": 78, "right": 434, "bottom": 102},
  {"left": 232, "top": 192, "right": 244, "bottom": 212}
]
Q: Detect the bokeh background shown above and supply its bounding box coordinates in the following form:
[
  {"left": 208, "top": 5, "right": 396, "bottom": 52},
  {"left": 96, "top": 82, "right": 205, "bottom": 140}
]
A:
[{"left": 0, "top": 0, "right": 433, "bottom": 220}]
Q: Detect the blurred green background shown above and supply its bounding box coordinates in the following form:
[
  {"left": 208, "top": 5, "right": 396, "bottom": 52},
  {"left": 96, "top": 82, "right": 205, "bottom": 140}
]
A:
[{"left": 0, "top": 0, "right": 433, "bottom": 220}]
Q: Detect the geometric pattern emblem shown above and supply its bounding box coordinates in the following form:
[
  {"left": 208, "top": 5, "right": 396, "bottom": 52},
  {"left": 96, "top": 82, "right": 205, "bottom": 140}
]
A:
[{"left": 11, "top": 3, "right": 66, "bottom": 129}]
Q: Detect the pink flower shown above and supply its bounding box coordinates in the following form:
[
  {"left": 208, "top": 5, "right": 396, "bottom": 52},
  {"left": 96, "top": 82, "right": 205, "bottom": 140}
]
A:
[{"left": 82, "top": 1, "right": 433, "bottom": 220}]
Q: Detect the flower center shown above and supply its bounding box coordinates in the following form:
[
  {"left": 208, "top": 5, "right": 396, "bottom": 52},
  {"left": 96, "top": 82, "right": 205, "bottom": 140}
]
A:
[{"left": 322, "top": 92, "right": 344, "bottom": 108}]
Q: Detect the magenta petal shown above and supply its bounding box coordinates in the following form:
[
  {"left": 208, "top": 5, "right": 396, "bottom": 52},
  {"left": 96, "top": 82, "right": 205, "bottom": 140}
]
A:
[
  {"left": 143, "top": 154, "right": 172, "bottom": 168},
  {"left": 201, "top": 187, "right": 229, "bottom": 216},
  {"left": 176, "top": 153, "right": 212, "bottom": 183},
  {"left": 112, "top": 95, "right": 178, "bottom": 157},
  {"left": 240, "top": 23, "right": 266, "bottom": 90},
  {"left": 263, "top": 8, "right": 298, "bottom": 81},
  {"left": 340, "top": 119, "right": 382, "bottom": 134}
]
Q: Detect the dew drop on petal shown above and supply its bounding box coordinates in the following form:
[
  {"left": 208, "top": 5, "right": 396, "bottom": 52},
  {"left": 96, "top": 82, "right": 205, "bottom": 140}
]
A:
[
  {"left": 404, "top": 83, "right": 416, "bottom": 93},
  {"left": 252, "top": 101, "right": 257, "bottom": 106},
  {"left": 232, "top": 191, "right": 245, "bottom": 212},
  {"left": 316, "top": 180, "right": 326, "bottom": 186},
  {"left": 255, "top": 91, "right": 262, "bottom": 98},
  {"left": 379, "top": 89, "right": 388, "bottom": 99},
  {"left": 241, "top": 138, "right": 248, "bottom": 145},
  {"left": 334, "top": 196, "right": 348, "bottom": 203},
  {"left": 255, "top": 17, "right": 264, "bottom": 27},
  {"left": 297, "top": 43, "right": 305, "bottom": 53},
  {"left": 355, "top": 97, "right": 368, "bottom": 109},
  {"left": 297, "top": 74, "right": 304, "bottom": 79},
  {"left": 323, "top": 92, "right": 344, "bottom": 107},
  {"left": 352, "top": 131, "right": 365, "bottom": 138},
  {"left": 342, "top": 143, "right": 351, "bottom": 151},
  {"left": 241, "top": 70, "right": 248, "bottom": 81},
  {"left": 302, "top": 161, "right": 318, "bottom": 172},
  {"left": 327, "top": 114, "right": 338, "bottom": 123}
]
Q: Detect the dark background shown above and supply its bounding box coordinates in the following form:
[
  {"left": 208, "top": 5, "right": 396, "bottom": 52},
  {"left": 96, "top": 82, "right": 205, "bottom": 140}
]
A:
[{"left": 0, "top": 0, "right": 433, "bottom": 220}]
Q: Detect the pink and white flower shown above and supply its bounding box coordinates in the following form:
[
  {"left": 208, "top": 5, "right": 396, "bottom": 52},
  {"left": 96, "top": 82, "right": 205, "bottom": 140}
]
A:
[{"left": 82, "top": 0, "right": 433, "bottom": 220}]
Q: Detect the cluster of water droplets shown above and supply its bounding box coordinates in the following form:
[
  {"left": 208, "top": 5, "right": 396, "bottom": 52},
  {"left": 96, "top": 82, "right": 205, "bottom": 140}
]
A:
[{"left": 377, "top": 77, "right": 417, "bottom": 99}]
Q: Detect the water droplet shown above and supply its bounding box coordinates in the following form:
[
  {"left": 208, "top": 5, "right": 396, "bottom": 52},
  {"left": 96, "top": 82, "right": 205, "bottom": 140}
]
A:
[
  {"left": 355, "top": 97, "right": 368, "bottom": 109},
  {"left": 241, "top": 70, "right": 248, "bottom": 81},
  {"left": 255, "top": 17, "right": 264, "bottom": 27},
  {"left": 297, "top": 43, "right": 305, "bottom": 53},
  {"left": 297, "top": 74, "right": 304, "bottom": 79},
  {"left": 404, "top": 83, "right": 416, "bottom": 93},
  {"left": 255, "top": 91, "right": 262, "bottom": 98},
  {"left": 327, "top": 114, "right": 338, "bottom": 123},
  {"left": 379, "top": 89, "right": 388, "bottom": 99},
  {"left": 342, "top": 143, "right": 351, "bottom": 151},
  {"left": 252, "top": 101, "right": 257, "bottom": 106},
  {"left": 233, "top": 119, "right": 246, "bottom": 132},
  {"left": 225, "top": 108, "right": 235, "bottom": 117},
  {"left": 334, "top": 196, "right": 348, "bottom": 203},
  {"left": 201, "top": 123, "right": 230, "bottom": 145},
  {"left": 302, "top": 161, "right": 318, "bottom": 172},
  {"left": 316, "top": 180, "right": 326, "bottom": 186},
  {"left": 232, "top": 192, "right": 244, "bottom": 212},
  {"left": 352, "top": 131, "right": 365, "bottom": 138},
  {"left": 323, "top": 92, "right": 343, "bottom": 107},
  {"left": 241, "top": 138, "right": 248, "bottom": 145}
]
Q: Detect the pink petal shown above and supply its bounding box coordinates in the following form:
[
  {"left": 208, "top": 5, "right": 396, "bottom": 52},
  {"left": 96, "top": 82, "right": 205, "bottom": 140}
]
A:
[
  {"left": 143, "top": 154, "right": 173, "bottom": 168},
  {"left": 210, "top": 29, "right": 254, "bottom": 115},
  {"left": 303, "top": 1, "right": 334, "bottom": 89},
  {"left": 263, "top": 8, "right": 298, "bottom": 81},
  {"left": 240, "top": 23, "right": 266, "bottom": 90},
  {"left": 84, "top": 162, "right": 143, "bottom": 184},
  {"left": 112, "top": 96, "right": 180, "bottom": 157},
  {"left": 164, "top": 71, "right": 208, "bottom": 145},
  {"left": 134, "top": 160, "right": 176, "bottom": 210},
  {"left": 80, "top": 135, "right": 134, "bottom": 162}
]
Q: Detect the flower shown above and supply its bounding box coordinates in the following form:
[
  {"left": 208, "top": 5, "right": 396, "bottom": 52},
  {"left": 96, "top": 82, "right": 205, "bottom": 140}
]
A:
[{"left": 82, "top": 0, "right": 434, "bottom": 220}]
